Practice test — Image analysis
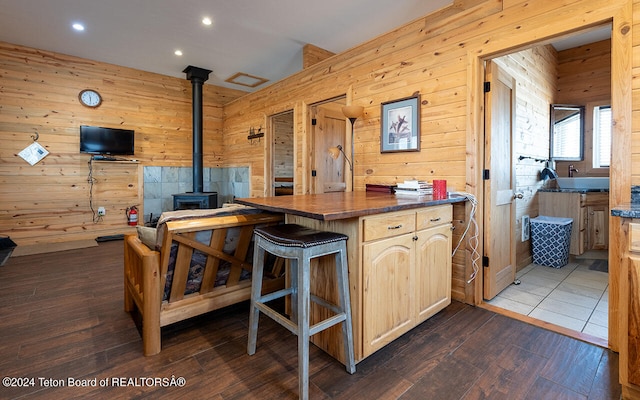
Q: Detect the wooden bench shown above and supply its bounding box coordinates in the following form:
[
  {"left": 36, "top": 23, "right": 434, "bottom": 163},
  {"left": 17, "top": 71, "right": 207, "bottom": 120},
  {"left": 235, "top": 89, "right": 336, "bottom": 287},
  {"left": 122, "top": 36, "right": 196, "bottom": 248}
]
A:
[{"left": 123, "top": 206, "right": 284, "bottom": 356}]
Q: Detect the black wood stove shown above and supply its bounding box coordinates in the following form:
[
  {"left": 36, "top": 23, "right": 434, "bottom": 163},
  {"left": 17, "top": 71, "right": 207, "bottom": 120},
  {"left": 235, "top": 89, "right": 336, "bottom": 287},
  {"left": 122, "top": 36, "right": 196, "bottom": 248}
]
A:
[{"left": 172, "top": 65, "right": 218, "bottom": 211}]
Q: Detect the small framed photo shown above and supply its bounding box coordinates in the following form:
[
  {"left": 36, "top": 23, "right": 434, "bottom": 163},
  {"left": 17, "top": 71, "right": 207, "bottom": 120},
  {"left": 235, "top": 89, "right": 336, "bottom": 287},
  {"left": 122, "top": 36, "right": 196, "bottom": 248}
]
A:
[{"left": 380, "top": 95, "right": 420, "bottom": 153}]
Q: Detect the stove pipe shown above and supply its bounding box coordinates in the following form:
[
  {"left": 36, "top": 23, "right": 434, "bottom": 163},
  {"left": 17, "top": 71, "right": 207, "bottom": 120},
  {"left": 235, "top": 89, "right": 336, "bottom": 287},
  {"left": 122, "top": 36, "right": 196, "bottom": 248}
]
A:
[{"left": 183, "top": 65, "right": 212, "bottom": 193}]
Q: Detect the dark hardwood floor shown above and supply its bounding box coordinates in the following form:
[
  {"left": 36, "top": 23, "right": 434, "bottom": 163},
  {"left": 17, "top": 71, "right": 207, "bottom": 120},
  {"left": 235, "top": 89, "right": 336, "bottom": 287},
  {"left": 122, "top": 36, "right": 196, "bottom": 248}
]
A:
[{"left": 0, "top": 241, "right": 622, "bottom": 399}]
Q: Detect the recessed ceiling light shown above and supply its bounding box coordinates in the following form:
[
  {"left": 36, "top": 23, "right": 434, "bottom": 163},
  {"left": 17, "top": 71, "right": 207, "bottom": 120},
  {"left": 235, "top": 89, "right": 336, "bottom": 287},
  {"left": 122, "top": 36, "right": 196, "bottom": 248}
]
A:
[
  {"left": 72, "top": 23, "right": 85, "bottom": 31},
  {"left": 202, "top": 17, "right": 212, "bottom": 26},
  {"left": 174, "top": 50, "right": 183, "bottom": 56}
]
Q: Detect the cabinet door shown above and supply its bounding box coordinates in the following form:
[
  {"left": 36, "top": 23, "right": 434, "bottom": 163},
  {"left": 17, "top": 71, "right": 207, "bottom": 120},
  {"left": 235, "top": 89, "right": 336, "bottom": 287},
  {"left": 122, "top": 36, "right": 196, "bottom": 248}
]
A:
[
  {"left": 362, "top": 234, "right": 414, "bottom": 356},
  {"left": 627, "top": 256, "right": 640, "bottom": 387},
  {"left": 415, "top": 224, "right": 452, "bottom": 323},
  {"left": 588, "top": 205, "right": 609, "bottom": 250}
]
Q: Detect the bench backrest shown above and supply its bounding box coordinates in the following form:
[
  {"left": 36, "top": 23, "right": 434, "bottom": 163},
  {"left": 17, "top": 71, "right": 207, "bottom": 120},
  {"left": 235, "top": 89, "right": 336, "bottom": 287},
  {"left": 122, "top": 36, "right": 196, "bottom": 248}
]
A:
[{"left": 155, "top": 207, "right": 282, "bottom": 302}]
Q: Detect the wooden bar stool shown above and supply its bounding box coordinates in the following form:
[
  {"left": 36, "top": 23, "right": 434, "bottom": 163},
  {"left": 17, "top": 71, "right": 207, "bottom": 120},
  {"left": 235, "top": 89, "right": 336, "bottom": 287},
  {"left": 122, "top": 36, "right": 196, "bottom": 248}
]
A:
[{"left": 247, "top": 224, "right": 356, "bottom": 400}]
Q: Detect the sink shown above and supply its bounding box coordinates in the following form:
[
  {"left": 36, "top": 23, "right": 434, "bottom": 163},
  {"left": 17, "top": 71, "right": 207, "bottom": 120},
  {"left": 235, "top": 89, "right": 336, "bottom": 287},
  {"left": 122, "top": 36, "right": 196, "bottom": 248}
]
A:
[{"left": 555, "top": 177, "right": 609, "bottom": 190}]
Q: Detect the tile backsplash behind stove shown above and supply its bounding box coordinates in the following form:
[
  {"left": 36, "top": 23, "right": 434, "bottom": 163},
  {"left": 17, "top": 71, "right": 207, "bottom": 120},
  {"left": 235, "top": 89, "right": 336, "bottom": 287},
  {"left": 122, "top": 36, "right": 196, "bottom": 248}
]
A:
[{"left": 142, "top": 166, "right": 249, "bottom": 224}]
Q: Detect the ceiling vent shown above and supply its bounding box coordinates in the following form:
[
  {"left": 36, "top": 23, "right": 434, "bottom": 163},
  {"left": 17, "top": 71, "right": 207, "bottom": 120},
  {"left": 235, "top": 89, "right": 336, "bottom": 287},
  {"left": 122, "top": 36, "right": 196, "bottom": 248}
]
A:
[{"left": 225, "top": 72, "right": 269, "bottom": 88}]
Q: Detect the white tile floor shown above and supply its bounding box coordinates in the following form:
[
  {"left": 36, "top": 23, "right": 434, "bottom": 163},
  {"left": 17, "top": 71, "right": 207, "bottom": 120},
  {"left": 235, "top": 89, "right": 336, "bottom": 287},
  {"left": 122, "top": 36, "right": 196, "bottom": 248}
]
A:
[{"left": 485, "top": 256, "right": 609, "bottom": 342}]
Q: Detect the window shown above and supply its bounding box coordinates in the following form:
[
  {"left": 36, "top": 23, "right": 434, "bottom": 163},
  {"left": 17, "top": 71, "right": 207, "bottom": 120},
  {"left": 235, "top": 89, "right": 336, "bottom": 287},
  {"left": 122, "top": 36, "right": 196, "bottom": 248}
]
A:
[
  {"left": 550, "top": 105, "right": 584, "bottom": 161},
  {"left": 593, "top": 105, "right": 611, "bottom": 168},
  {"left": 553, "top": 112, "right": 581, "bottom": 158}
]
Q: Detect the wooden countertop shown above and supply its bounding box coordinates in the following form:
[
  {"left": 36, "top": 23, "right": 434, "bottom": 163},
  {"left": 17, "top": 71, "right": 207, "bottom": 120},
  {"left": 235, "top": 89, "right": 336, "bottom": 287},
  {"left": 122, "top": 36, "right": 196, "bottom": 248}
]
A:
[{"left": 235, "top": 191, "right": 467, "bottom": 221}]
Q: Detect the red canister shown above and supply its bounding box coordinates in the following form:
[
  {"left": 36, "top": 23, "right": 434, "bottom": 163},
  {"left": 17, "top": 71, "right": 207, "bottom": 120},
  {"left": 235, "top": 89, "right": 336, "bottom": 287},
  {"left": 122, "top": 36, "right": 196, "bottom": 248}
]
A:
[{"left": 433, "top": 180, "right": 447, "bottom": 199}]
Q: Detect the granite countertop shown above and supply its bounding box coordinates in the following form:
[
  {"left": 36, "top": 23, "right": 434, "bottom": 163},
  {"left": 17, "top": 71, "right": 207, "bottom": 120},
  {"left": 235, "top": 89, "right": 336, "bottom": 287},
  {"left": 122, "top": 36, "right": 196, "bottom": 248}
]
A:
[
  {"left": 610, "top": 186, "right": 640, "bottom": 218},
  {"left": 537, "top": 185, "right": 640, "bottom": 218},
  {"left": 611, "top": 203, "right": 640, "bottom": 218},
  {"left": 235, "top": 191, "right": 467, "bottom": 221}
]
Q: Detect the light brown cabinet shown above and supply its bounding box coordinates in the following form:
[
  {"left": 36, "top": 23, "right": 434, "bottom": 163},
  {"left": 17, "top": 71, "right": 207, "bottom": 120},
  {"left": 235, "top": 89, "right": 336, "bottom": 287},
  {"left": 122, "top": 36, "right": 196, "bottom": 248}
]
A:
[
  {"left": 361, "top": 205, "right": 452, "bottom": 356},
  {"left": 586, "top": 193, "right": 609, "bottom": 250},
  {"left": 286, "top": 201, "right": 454, "bottom": 363},
  {"left": 539, "top": 191, "right": 609, "bottom": 255}
]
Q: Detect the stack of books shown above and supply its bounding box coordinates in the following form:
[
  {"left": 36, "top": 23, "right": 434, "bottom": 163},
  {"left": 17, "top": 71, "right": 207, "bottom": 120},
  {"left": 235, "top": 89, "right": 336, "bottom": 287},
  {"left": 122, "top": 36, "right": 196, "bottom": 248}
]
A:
[
  {"left": 394, "top": 180, "right": 433, "bottom": 196},
  {"left": 365, "top": 183, "right": 397, "bottom": 193}
]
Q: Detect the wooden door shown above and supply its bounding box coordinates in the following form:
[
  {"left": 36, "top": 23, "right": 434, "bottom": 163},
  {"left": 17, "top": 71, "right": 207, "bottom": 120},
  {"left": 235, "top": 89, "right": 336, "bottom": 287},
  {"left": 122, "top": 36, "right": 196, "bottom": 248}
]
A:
[
  {"left": 483, "top": 61, "right": 517, "bottom": 300},
  {"left": 311, "top": 104, "right": 346, "bottom": 194}
]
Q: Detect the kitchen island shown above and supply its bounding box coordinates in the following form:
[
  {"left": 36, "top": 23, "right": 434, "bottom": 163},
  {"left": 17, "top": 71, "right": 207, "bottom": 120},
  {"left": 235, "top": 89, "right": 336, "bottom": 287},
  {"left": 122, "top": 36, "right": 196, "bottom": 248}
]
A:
[{"left": 236, "top": 191, "right": 466, "bottom": 363}]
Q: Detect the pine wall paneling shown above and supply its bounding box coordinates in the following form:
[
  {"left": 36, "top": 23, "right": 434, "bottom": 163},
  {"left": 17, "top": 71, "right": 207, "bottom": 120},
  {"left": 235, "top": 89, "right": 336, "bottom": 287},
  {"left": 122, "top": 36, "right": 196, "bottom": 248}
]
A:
[
  {"left": 554, "top": 39, "right": 612, "bottom": 177},
  {"left": 0, "top": 42, "right": 246, "bottom": 253},
  {"left": 223, "top": 0, "right": 632, "bottom": 306}
]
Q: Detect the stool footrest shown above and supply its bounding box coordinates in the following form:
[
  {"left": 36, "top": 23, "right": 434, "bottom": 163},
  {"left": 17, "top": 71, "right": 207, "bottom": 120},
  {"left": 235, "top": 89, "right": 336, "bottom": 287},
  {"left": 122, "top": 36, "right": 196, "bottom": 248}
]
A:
[
  {"left": 255, "top": 302, "right": 299, "bottom": 335},
  {"left": 258, "top": 287, "right": 294, "bottom": 303},
  {"left": 309, "top": 313, "right": 347, "bottom": 336},
  {"left": 310, "top": 294, "right": 342, "bottom": 316},
  {"left": 254, "top": 301, "right": 348, "bottom": 337}
]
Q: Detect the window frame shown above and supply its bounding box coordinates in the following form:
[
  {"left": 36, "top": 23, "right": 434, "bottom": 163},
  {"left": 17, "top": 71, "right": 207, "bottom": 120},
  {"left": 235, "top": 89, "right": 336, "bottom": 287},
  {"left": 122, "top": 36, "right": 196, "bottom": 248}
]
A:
[
  {"left": 582, "top": 100, "right": 611, "bottom": 175},
  {"left": 549, "top": 104, "right": 585, "bottom": 162},
  {"left": 592, "top": 104, "right": 611, "bottom": 169}
]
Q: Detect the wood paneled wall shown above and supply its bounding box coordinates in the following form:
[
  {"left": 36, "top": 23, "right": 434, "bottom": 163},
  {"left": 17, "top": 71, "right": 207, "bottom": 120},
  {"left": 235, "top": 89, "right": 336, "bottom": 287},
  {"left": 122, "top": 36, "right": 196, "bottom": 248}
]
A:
[
  {"left": 556, "top": 39, "right": 612, "bottom": 105},
  {"left": 555, "top": 39, "right": 612, "bottom": 177},
  {"left": 0, "top": 42, "right": 245, "bottom": 252},
  {"left": 222, "top": 0, "right": 632, "bottom": 303},
  {"left": 634, "top": 0, "right": 640, "bottom": 187},
  {"left": 224, "top": 0, "right": 505, "bottom": 198}
]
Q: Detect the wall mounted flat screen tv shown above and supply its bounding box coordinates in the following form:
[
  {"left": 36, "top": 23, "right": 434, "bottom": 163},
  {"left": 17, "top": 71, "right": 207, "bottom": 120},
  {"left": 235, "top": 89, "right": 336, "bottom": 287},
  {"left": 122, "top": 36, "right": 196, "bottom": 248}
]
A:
[{"left": 79, "top": 125, "right": 135, "bottom": 155}]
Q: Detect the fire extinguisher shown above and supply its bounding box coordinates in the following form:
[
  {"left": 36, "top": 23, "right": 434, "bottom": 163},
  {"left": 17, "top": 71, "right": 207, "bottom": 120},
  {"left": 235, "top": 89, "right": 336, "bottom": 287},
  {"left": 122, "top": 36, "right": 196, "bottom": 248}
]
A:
[{"left": 125, "top": 206, "right": 138, "bottom": 226}]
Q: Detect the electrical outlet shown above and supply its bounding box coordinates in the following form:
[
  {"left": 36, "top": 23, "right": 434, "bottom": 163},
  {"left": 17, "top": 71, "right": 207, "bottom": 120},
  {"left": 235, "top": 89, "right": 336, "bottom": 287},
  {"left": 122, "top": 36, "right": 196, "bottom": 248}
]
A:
[{"left": 97, "top": 206, "right": 106, "bottom": 216}]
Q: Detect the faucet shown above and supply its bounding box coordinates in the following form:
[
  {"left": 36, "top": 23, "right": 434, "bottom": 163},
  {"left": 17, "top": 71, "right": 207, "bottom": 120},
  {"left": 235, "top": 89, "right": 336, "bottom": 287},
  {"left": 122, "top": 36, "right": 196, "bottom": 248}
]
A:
[{"left": 568, "top": 164, "right": 579, "bottom": 177}]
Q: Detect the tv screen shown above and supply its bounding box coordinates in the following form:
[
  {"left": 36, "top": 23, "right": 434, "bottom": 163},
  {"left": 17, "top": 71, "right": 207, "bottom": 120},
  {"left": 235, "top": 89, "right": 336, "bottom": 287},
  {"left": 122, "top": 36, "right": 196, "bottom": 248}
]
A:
[{"left": 79, "top": 125, "right": 135, "bottom": 155}]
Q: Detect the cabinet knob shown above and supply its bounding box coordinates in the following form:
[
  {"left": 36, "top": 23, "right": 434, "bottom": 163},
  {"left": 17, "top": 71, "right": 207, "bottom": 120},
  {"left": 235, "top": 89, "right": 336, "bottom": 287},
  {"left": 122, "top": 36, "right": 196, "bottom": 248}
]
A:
[
  {"left": 413, "top": 236, "right": 418, "bottom": 241},
  {"left": 388, "top": 224, "right": 403, "bottom": 230}
]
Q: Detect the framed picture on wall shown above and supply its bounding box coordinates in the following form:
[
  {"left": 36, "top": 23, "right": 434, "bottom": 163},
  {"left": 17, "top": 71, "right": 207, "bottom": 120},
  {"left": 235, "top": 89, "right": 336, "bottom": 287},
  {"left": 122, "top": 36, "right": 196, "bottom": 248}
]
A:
[{"left": 380, "top": 94, "right": 420, "bottom": 153}]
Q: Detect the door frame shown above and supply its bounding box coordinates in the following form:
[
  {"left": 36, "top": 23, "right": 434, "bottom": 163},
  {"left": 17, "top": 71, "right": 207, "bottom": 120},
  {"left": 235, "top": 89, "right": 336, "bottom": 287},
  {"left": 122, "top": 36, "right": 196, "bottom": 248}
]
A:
[{"left": 466, "top": 16, "right": 631, "bottom": 352}]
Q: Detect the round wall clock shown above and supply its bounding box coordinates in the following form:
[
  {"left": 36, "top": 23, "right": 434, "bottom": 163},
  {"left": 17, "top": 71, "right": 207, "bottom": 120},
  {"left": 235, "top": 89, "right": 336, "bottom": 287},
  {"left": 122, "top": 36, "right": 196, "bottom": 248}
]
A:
[{"left": 78, "top": 89, "right": 102, "bottom": 108}]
